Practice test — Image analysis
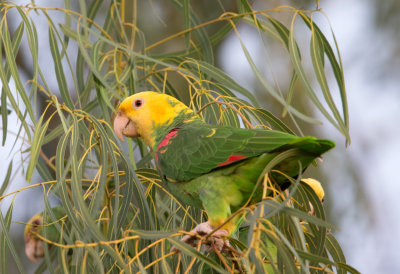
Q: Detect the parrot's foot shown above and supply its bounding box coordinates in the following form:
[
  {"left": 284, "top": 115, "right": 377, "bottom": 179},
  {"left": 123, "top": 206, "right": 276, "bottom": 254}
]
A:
[{"left": 172, "top": 221, "right": 231, "bottom": 253}]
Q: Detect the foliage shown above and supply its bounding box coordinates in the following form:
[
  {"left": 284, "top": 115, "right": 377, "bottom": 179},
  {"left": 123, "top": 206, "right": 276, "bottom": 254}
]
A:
[{"left": 0, "top": 1, "right": 356, "bottom": 273}]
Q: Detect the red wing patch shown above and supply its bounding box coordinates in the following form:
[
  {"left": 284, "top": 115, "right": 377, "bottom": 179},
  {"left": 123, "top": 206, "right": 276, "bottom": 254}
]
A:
[
  {"left": 155, "top": 129, "right": 178, "bottom": 164},
  {"left": 217, "top": 155, "right": 247, "bottom": 167}
]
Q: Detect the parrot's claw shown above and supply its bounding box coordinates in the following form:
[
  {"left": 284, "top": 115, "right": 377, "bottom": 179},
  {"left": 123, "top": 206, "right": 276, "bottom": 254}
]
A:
[{"left": 171, "top": 221, "right": 231, "bottom": 253}]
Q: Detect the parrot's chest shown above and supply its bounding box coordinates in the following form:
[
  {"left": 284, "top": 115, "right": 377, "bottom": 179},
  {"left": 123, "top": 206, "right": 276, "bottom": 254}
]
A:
[{"left": 162, "top": 176, "right": 203, "bottom": 209}]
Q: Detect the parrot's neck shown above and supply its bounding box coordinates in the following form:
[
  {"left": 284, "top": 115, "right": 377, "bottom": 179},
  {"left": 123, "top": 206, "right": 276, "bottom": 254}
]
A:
[
  {"left": 151, "top": 112, "right": 204, "bottom": 150},
  {"left": 134, "top": 104, "right": 201, "bottom": 148}
]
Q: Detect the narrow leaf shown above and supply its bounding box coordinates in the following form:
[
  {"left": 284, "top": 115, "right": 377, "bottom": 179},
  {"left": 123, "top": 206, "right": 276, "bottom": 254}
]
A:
[
  {"left": 288, "top": 13, "right": 342, "bottom": 132},
  {"left": 49, "top": 26, "right": 74, "bottom": 109},
  {"left": 1, "top": 21, "right": 24, "bottom": 145},
  {"left": 187, "top": 60, "right": 260, "bottom": 107},
  {"left": 167, "top": 238, "right": 228, "bottom": 274},
  {"left": 183, "top": 0, "right": 191, "bottom": 50},
  {"left": 0, "top": 204, "right": 26, "bottom": 274},
  {"left": 296, "top": 249, "right": 360, "bottom": 274},
  {"left": 310, "top": 23, "right": 349, "bottom": 140},
  {"left": 238, "top": 36, "right": 321, "bottom": 124},
  {"left": 300, "top": 13, "right": 349, "bottom": 143},
  {"left": 26, "top": 115, "right": 51, "bottom": 182},
  {"left": 1, "top": 19, "right": 35, "bottom": 123},
  {"left": 0, "top": 161, "right": 12, "bottom": 196},
  {"left": 325, "top": 233, "right": 347, "bottom": 274}
]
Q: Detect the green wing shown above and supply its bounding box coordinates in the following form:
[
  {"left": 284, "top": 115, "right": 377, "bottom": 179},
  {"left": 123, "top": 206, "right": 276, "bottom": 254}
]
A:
[{"left": 155, "top": 124, "right": 334, "bottom": 181}]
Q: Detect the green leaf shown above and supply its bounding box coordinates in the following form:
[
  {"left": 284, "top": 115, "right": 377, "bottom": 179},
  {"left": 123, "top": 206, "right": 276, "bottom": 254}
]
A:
[
  {"left": 310, "top": 22, "right": 349, "bottom": 140},
  {"left": 288, "top": 12, "right": 349, "bottom": 141},
  {"left": 238, "top": 33, "right": 321, "bottom": 125},
  {"left": 186, "top": 59, "right": 260, "bottom": 108},
  {"left": 183, "top": 0, "right": 191, "bottom": 50},
  {"left": 1, "top": 21, "right": 23, "bottom": 145},
  {"left": 251, "top": 108, "right": 295, "bottom": 134},
  {"left": 167, "top": 0, "right": 214, "bottom": 64},
  {"left": 0, "top": 208, "right": 9, "bottom": 274},
  {"left": 0, "top": 203, "right": 26, "bottom": 274},
  {"left": 296, "top": 249, "right": 360, "bottom": 274},
  {"left": 300, "top": 13, "right": 349, "bottom": 143},
  {"left": 0, "top": 161, "right": 12, "bottom": 196},
  {"left": 1, "top": 18, "right": 34, "bottom": 123},
  {"left": 325, "top": 233, "right": 347, "bottom": 274},
  {"left": 0, "top": 23, "right": 31, "bottom": 141},
  {"left": 49, "top": 25, "right": 75, "bottom": 109},
  {"left": 282, "top": 71, "right": 297, "bottom": 117},
  {"left": 294, "top": 182, "right": 327, "bottom": 255},
  {"left": 167, "top": 238, "right": 229, "bottom": 274},
  {"left": 26, "top": 114, "right": 51, "bottom": 182},
  {"left": 132, "top": 229, "right": 175, "bottom": 239}
]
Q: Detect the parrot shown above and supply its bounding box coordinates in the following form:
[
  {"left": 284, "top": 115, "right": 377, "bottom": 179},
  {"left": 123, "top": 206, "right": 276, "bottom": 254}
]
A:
[
  {"left": 24, "top": 206, "right": 66, "bottom": 262},
  {"left": 113, "top": 91, "right": 334, "bottom": 251}
]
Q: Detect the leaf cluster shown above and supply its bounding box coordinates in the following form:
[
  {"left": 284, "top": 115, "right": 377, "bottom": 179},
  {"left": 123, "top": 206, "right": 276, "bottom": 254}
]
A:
[{"left": 0, "top": 1, "right": 355, "bottom": 273}]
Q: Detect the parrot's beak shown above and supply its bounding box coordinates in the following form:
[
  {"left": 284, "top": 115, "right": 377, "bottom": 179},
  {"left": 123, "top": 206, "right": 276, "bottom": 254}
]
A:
[{"left": 113, "top": 111, "right": 139, "bottom": 141}]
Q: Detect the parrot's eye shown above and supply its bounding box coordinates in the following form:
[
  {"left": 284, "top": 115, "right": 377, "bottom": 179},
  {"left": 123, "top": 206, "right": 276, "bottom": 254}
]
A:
[{"left": 133, "top": 99, "right": 144, "bottom": 109}]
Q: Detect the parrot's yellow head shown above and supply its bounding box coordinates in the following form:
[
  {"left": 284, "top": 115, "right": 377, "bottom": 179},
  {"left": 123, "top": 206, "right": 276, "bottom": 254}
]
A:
[{"left": 114, "top": 91, "right": 197, "bottom": 147}]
